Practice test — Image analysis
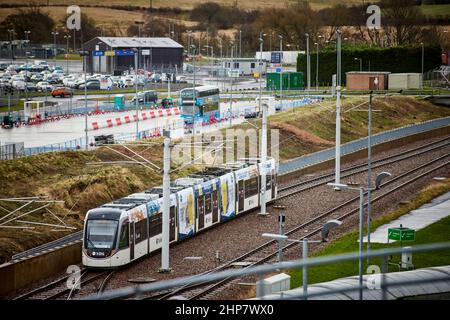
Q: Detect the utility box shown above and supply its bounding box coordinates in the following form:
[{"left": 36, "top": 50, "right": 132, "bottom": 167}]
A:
[
  {"left": 401, "top": 247, "right": 414, "bottom": 269},
  {"left": 256, "top": 273, "right": 291, "bottom": 297},
  {"left": 266, "top": 72, "right": 304, "bottom": 91},
  {"left": 114, "top": 94, "right": 126, "bottom": 111},
  {"left": 388, "top": 73, "right": 422, "bottom": 90}
]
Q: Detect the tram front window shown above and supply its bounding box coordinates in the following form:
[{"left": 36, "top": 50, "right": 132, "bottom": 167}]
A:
[{"left": 85, "top": 220, "right": 118, "bottom": 249}]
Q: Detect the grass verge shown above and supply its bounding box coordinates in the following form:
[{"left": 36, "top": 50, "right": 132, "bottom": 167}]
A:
[{"left": 290, "top": 178, "right": 450, "bottom": 288}]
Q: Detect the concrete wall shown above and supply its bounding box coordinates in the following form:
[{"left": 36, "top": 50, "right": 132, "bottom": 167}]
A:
[
  {"left": 389, "top": 73, "right": 422, "bottom": 90},
  {"left": 0, "top": 241, "right": 82, "bottom": 297}
]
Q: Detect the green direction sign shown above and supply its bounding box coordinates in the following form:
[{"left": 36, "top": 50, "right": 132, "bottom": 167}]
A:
[{"left": 388, "top": 227, "right": 415, "bottom": 241}]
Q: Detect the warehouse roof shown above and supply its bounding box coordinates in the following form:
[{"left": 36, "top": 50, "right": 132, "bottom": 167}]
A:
[{"left": 90, "top": 37, "right": 183, "bottom": 49}]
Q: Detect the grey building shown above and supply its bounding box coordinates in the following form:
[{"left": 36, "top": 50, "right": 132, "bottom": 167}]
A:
[{"left": 82, "top": 37, "right": 183, "bottom": 75}]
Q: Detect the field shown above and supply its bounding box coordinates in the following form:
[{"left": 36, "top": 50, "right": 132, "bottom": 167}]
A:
[
  {"left": 0, "top": 0, "right": 367, "bottom": 10},
  {"left": 420, "top": 4, "right": 450, "bottom": 17}
]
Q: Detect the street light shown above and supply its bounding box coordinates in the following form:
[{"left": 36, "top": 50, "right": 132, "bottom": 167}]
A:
[
  {"left": 262, "top": 219, "right": 342, "bottom": 299},
  {"left": 24, "top": 30, "right": 31, "bottom": 53},
  {"left": 327, "top": 171, "right": 392, "bottom": 301},
  {"left": 258, "top": 22, "right": 268, "bottom": 216},
  {"left": 190, "top": 44, "right": 197, "bottom": 134},
  {"left": 239, "top": 29, "right": 242, "bottom": 58},
  {"left": 204, "top": 45, "right": 214, "bottom": 78},
  {"left": 51, "top": 30, "right": 59, "bottom": 67},
  {"left": 421, "top": 42, "right": 424, "bottom": 89},
  {"left": 314, "top": 42, "right": 319, "bottom": 91},
  {"left": 64, "top": 34, "right": 71, "bottom": 74},
  {"left": 279, "top": 35, "right": 283, "bottom": 110},
  {"left": 305, "top": 33, "right": 310, "bottom": 91},
  {"left": 132, "top": 47, "right": 139, "bottom": 140},
  {"left": 335, "top": 30, "right": 342, "bottom": 188},
  {"left": 8, "top": 29, "right": 15, "bottom": 64},
  {"left": 355, "top": 57, "right": 362, "bottom": 72},
  {"left": 228, "top": 41, "right": 235, "bottom": 127}
]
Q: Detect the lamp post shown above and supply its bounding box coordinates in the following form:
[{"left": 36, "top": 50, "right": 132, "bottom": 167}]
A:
[
  {"left": 24, "top": 30, "right": 31, "bottom": 54},
  {"left": 258, "top": 31, "right": 268, "bottom": 216},
  {"left": 204, "top": 45, "right": 214, "bottom": 79},
  {"left": 279, "top": 35, "right": 283, "bottom": 110},
  {"left": 335, "top": 30, "right": 342, "bottom": 188},
  {"left": 355, "top": 57, "right": 362, "bottom": 72},
  {"left": 64, "top": 34, "right": 71, "bottom": 74},
  {"left": 239, "top": 29, "right": 242, "bottom": 58},
  {"left": 262, "top": 219, "right": 342, "bottom": 299},
  {"left": 133, "top": 48, "right": 139, "bottom": 140},
  {"left": 305, "top": 33, "right": 310, "bottom": 91},
  {"left": 191, "top": 44, "right": 197, "bottom": 135},
  {"left": 78, "top": 50, "right": 90, "bottom": 150},
  {"left": 328, "top": 171, "right": 392, "bottom": 301},
  {"left": 315, "top": 42, "right": 319, "bottom": 91},
  {"left": 8, "top": 29, "right": 14, "bottom": 64},
  {"left": 51, "top": 30, "right": 59, "bottom": 67},
  {"left": 229, "top": 42, "right": 234, "bottom": 127},
  {"left": 421, "top": 42, "right": 424, "bottom": 89}
]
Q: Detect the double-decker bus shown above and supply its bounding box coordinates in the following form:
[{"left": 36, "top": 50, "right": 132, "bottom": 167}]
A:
[{"left": 180, "top": 85, "right": 220, "bottom": 124}]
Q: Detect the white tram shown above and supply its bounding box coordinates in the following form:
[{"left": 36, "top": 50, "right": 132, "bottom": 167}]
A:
[{"left": 82, "top": 158, "right": 278, "bottom": 268}]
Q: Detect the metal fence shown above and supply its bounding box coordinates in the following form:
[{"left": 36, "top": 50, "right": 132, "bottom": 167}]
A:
[
  {"left": 0, "top": 142, "right": 24, "bottom": 160},
  {"left": 81, "top": 242, "right": 450, "bottom": 300},
  {"left": 279, "top": 116, "right": 450, "bottom": 175}
]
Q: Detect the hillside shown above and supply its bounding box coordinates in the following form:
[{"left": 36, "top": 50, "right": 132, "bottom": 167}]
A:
[
  {"left": 0, "top": 0, "right": 367, "bottom": 10},
  {"left": 0, "top": 96, "right": 449, "bottom": 263}
]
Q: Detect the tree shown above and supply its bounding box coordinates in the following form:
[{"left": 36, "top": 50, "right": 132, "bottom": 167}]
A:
[{"left": 0, "top": 3, "right": 54, "bottom": 43}]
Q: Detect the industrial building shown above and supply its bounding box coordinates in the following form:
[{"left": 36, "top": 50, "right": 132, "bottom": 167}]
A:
[
  {"left": 346, "top": 71, "right": 390, "bottom": 90},
  {"left": 82, "top": 37, "right": 183, "bottom": 75},
  {"left": 255, "top": 51, "right": 304, "bottom": 65},
  {"left": 221, "top": 58, "right": 268, "bottom": 76}
]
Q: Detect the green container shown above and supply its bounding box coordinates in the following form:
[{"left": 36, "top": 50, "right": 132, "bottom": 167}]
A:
[{"left": 266, "top": 72, "right": 304, "bottom": 91}]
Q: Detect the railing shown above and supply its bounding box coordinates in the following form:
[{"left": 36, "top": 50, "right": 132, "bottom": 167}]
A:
[
  {"left": 279, "top": 116, "right": 450, "bottom": 175},
  {"left": 81, "top": 242, "right": 450, "bottom": 300}
]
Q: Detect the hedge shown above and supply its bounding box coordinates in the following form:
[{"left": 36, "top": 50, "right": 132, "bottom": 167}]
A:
[{"left": 297, "top": 45, "right": 442, "bottom": 86}]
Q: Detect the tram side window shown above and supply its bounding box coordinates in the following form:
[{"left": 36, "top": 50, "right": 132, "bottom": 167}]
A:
[
  {"left": 149, "top": 213, "right": 163, "bottom": 237},
  {"left": 135, "top": 219, "right": 148, "bottom": 243},
  {"left": 118, "top": 224, "right": 129, "bottom": 249},
  {"left": 245, "top": 177, "right": 259, "bottom": 197}
]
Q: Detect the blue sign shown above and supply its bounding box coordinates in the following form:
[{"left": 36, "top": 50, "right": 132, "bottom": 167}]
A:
[
  {"left": 195, "top": 98, "right": 204, "bottom": 106},
  {"left": 92, "top": 51, "right": 105, "bottom": 56},
  {"left": 115, "top": 49, "right": 135, "bottom": 56},
  {"left": 276, "top": 68, "right": 282, "bottom": 73},
  {"left": 271, "top": 52, "right": 282, "bottom": 64}
]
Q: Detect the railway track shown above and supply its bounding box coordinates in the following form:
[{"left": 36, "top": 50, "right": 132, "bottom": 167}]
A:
[
  {"left": 9, "top": 137, "right": 449, "bottom": 266},
  {"left": 13, "top": 269, "right": 115, "bottom": 300},
  {"left": 11, "top": 136, "right": 450, "bottom": 300},
  {"left": 157, "top": 154, "right": 449, "bottom": 300},
  {"left": 277, "top": 136, "right": 450, "bottom": 199}
]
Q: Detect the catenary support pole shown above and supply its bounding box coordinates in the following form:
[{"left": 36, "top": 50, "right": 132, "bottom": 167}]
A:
[{"left": 160, "top": 131, "right": 171, "bottom": 273}]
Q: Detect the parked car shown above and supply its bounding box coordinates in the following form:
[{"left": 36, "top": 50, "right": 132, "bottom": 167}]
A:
[
  {"left": 79, "top": 80, "right": 100, "bottom": 90},
  {"left": 12, "top": 80, "right": 26, "bottom": 91},
  {"left": 176, "top": 75, "right": 187, "bottom": 83},
  {"left": 31, "top": 74, "right": 44, "bottom": 82},
  {"left": 51, "top": 87, "right": 73, "bottom": 98},
  {"left": 25, "top": 82, "right": 37, "bottom": 92},
  {"left": 36, "top": 81, "right": 53, "bottom": 92},
  {"left": 131, "top": 90, "right": 158, "bottom": 104}
]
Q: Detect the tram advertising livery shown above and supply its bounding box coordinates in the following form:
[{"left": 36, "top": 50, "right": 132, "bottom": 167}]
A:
[{"left": 82, "top": 158, "right": 278, "bottom": 268}]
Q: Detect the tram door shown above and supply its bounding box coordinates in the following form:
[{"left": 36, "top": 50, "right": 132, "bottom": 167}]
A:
[
  {"left": 212, "top": 190, "right": 219, "bottom": 223},
  {"left": 238, "top": 180, "right": 245, "bottom": 213},
  {"left": 170, "top": 206, "right": 176, "bottom": 242},
  {"left": 272, "top": 174, "right": 277, "bottom": 198},
  {"left": 198, "top": 196, "right": 205, "bottom": 230},
  {"left": 129, "top": 222, "right": 135, "bottom": 260}
]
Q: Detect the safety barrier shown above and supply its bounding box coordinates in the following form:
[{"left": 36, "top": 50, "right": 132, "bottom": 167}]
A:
[
  {"left": 90, "top": 107, "right": 181, "bottom": 131},
  {"left": 279, "top": 116, "right": 450, "bottom": 175}
]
